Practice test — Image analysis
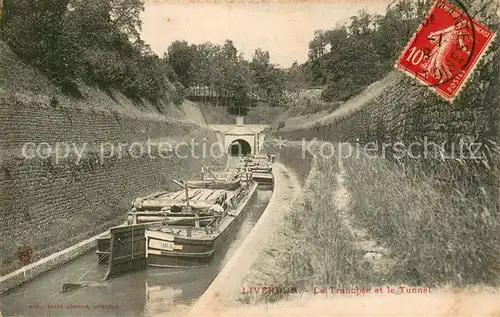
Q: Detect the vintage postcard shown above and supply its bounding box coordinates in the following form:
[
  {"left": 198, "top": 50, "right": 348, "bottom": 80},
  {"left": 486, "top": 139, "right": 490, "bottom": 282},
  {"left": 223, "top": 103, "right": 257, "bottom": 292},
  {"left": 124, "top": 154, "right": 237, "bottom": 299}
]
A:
[{"left": 0, "top": 0, "right": 499, "bottom": 317}]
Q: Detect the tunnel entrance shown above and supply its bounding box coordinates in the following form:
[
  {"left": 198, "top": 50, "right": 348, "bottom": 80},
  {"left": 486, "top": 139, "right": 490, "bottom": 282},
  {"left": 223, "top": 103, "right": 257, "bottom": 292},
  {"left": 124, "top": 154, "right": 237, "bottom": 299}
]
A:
[{"left": 229, "top": 139, "right": 252, "bottom": 156}]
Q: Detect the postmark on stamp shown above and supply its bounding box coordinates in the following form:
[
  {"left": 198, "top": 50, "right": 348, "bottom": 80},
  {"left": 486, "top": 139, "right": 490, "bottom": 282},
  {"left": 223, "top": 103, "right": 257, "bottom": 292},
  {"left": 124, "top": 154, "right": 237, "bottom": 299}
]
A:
[{"left": 394, "top": 0, "right": 496, "bottom": 102}]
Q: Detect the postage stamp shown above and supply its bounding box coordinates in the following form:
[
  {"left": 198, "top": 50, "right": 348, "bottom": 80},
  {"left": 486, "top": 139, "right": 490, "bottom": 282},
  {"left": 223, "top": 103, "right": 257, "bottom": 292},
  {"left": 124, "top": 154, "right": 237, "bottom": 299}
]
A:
[{"left": 395, "top": 0, "right": 497, "bottom": 102}]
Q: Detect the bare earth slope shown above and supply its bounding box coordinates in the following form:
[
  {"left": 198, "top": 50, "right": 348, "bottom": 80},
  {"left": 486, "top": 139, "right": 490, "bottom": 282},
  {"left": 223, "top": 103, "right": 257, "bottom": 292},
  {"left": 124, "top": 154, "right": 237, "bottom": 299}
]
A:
[{"left": 281, "top": 71, "right": 400, "bottom": 131}]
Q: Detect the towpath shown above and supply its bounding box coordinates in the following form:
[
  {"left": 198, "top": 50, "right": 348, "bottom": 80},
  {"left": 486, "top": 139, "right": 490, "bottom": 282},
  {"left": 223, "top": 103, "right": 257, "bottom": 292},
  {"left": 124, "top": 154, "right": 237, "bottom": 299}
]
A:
[{"left": 186, "top": 163, "right": 301, "bottom": 316}]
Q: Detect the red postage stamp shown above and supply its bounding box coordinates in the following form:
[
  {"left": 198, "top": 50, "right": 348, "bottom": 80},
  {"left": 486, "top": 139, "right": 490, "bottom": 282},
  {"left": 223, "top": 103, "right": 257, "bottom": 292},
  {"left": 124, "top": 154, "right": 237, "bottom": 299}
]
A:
[{"left": 395, "top": 0, "right": 496, "bottom": 102}]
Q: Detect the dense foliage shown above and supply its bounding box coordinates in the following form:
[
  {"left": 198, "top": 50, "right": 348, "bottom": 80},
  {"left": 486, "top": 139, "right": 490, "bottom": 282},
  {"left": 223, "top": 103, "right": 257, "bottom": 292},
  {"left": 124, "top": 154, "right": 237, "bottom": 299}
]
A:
[
  {"left": 0, "top": 0, "right": 178, "bottom": 105},
  {"left": 0, "top": 0, "right": 447, "bottom": 110},
  {"left": 165, "top": 40, "right": 288, "bottom": 114},
  {"left": 300, "top": 0, "right": 433, "bottom": 102}
]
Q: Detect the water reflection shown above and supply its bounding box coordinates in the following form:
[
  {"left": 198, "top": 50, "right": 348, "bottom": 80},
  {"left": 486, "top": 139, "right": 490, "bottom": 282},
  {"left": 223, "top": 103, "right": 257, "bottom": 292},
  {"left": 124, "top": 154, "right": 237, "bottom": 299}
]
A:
[
  {"left": 0, "top": 190, "right": 271, "bottom": 317},
  {"left": 144, "top": 282, "right": 183, "bottom": 317}
]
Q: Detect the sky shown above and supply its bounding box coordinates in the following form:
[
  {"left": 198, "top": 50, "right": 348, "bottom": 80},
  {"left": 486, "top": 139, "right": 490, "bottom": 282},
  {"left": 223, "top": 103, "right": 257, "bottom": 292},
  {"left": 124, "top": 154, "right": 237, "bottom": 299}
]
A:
[{"left": 140, "top": 0, "right": 392, "bottom": 68}]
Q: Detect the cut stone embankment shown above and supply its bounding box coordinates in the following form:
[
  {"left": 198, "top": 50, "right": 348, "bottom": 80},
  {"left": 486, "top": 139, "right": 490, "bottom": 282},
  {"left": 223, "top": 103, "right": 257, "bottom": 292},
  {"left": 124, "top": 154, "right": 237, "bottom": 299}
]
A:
[
  {"left": 279, "top": 72, "right": 400, "bottom": 131},
  {"left": 0, "top": 101, "right": 221, "bottom": 279},
  {"left": 0, "top": 54, "right": 218, "bottom": 280},
  {"left": 0, "top": 33, "right": 218, "bottom": 293}
]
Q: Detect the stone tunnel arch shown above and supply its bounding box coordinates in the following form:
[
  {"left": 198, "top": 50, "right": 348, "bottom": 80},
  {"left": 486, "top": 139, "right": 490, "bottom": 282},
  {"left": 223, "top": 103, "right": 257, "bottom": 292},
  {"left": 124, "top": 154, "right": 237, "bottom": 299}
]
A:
[{"left": 228, "top": 139, "right": 252, "bottom": 156}]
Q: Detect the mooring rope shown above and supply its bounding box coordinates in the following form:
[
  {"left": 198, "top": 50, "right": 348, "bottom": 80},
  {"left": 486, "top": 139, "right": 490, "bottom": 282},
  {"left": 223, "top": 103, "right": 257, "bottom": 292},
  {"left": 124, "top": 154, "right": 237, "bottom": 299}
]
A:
[
  {"left": 74, "top": 247, "right": 109, "bottom": 284},
  {"left": 37, "top": 248, "right": 110, "bottom": 301}
]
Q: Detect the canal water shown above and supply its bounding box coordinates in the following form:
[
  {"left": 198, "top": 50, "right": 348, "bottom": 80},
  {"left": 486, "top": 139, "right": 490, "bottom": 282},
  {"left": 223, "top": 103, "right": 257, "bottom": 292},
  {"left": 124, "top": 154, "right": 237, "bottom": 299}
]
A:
[{"left": 0, "top": 189, "right": 272, "bottom": 317}]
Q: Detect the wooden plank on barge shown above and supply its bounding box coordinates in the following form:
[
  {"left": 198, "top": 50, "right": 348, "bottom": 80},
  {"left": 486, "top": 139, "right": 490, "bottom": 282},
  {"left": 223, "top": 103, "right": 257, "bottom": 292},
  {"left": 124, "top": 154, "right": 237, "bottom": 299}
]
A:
[
  {"left": 199, "top": 190, "right": 215, "bottom": 201},
  {"left": 211, "top": 189, "right": 225, "bottom": 199},
  {"left": 192, "top": 191, "right": 205, "bottom": 200},
  {"left": 189, "top": 189, "right": 203, "bottom": 200},
  {"left": 167, "top": 190, "right": 186, "bottom": 200}
]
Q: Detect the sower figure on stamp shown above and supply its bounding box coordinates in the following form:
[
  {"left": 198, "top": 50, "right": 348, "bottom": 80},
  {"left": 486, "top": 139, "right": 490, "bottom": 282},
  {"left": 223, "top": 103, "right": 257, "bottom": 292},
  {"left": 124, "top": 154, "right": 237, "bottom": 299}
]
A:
[{"left": 421, "top": 19, "right": 471, "bottom": 83}]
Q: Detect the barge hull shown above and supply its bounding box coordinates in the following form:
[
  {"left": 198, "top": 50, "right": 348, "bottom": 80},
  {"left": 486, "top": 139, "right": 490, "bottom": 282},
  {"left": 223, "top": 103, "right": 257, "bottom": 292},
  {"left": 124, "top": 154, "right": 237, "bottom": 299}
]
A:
[{"left": 146, "top": 183, "right": 258, "bottom": 267}]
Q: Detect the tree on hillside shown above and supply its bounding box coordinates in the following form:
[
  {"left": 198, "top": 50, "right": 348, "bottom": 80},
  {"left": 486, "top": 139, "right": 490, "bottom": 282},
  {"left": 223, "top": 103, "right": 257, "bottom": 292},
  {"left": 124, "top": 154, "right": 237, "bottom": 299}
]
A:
[
  {"left": 249, "top": 48, "right": 287, "bottom": 105},
  {"left": 1, "top": 0, "right": 76, "bottom": 91},
  {"left": 190, "top": 43, "right": 211, "bottom": 97},
  {"left": 308, "top": 30, "right": 328, "bottom": 61},
  {"left": 250, "top": 48, "right": 271, "bottom": 99},
  {"left": 302, "top": 0, "right": 434, "bottom": 102},
  {"left": 285, "top": 61, "right": 307, "bottom": 102},
  {"left": 226, "top": 61, "right": 252, "bottom": 115},
  {"left": 266, "top": 67, "right": 287, "bottom": 107},
  {"left": 166, "top": 40, "right": 196, "bottom": 88},
  {"left": 108, "top": 0, "right": 143, "bottom": 41},
  {"left": 1, "top": 0, "right": 174, "bottom": 104},
  {"left": 323, "top": 27, "right": 348, "bottom": 53},
  {"left": 348, "top": 10, "right": 373, "bottom": 36},
  {"left": 64, "top": 0, "right": 170, "bottom": 102},
  {"left": 222, "top": 39, "right": 238, "bottom": 62},
  {"left": 166, "top": 39, "right": 287, "bottom": 110},
  {"left": 372, "top": 0, "right": 430, "bottom": 61}
]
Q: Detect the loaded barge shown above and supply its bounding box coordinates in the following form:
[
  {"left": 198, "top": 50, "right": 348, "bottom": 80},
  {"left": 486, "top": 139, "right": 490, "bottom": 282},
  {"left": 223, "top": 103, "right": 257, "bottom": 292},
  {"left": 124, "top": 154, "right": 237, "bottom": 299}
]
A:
[
  {"left": 145, "top": 182, "right": 257, "bottom": 267},
  {"left": 238, "top": 155, "right": 274, "bottom": 186},
  {"left": 96, "top": 156, "right": 274, "bottom": 278}
]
